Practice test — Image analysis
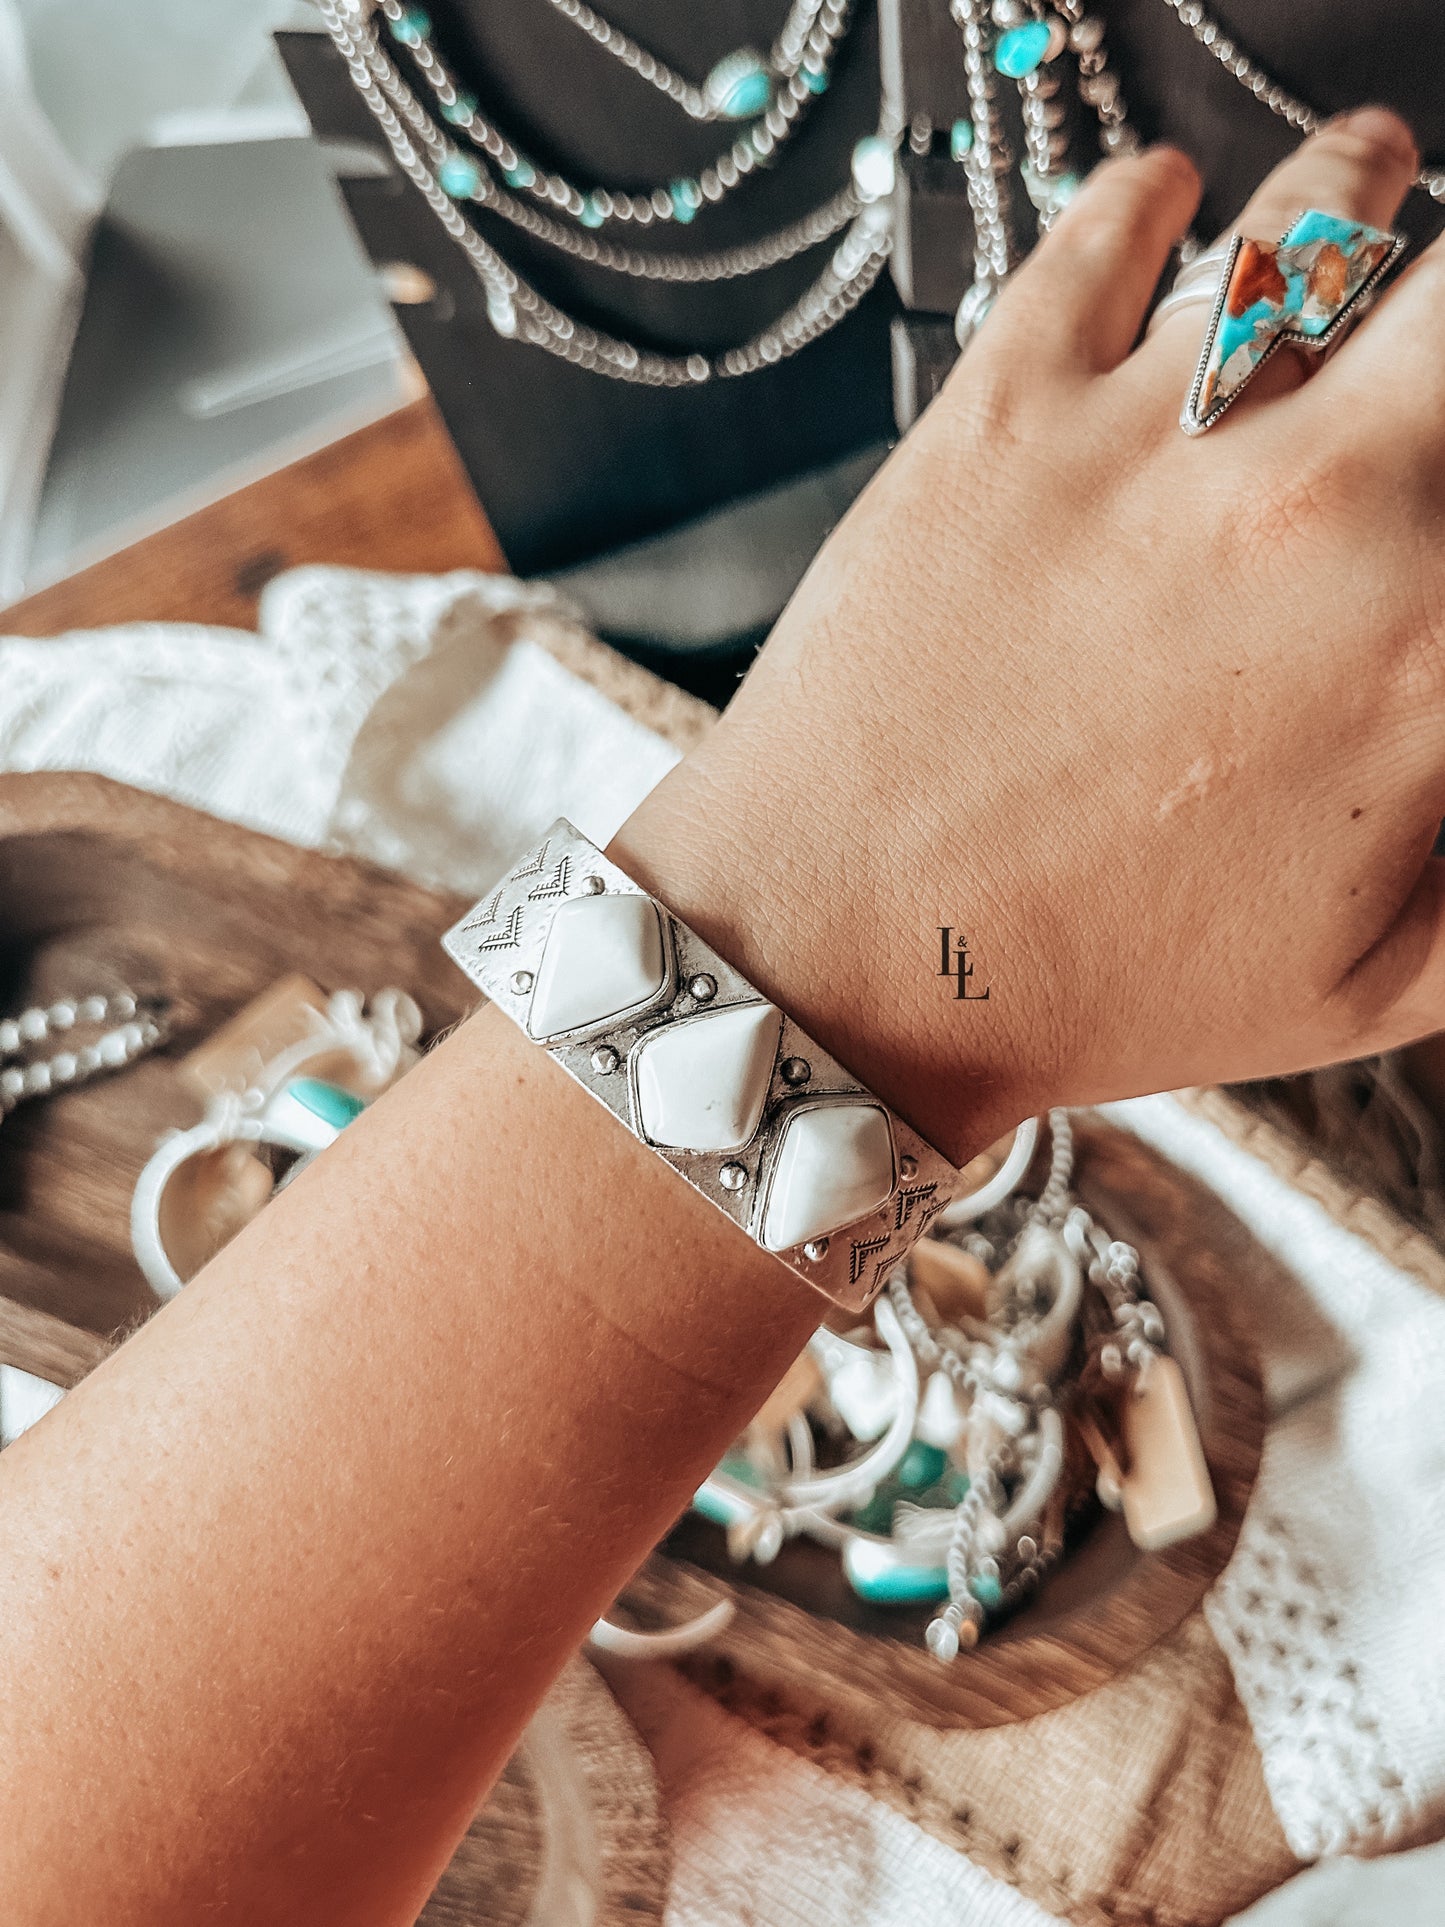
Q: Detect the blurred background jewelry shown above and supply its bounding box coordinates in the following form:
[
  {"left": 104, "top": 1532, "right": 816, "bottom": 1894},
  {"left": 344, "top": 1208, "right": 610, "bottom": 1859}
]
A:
[
  {"left": 319, "top": 0, "right": 897, "bottom": 384},
  {"left": 949, "top": 0, "right": 1137, "bottom": 349},
  {"left": 371, "top": 0, "right": 851, "bottom": 231},
  {"left": 0, "top": 990, "right": 168, "bottom": 1120},
  {"left": 130, "top": 985, "right": 422, "bottom": 1302},
  {"left": 691, "top": 1109, "right": 1211, "bottom": 1663},
  {"left": 1159, "top": 0, "right": 1445, "bottom": 202}
]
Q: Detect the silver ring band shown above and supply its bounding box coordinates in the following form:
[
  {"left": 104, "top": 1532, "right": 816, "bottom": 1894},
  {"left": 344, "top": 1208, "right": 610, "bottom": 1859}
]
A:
[{"left": 1146, "top": 237, "right": 1233, "bottom": 336}]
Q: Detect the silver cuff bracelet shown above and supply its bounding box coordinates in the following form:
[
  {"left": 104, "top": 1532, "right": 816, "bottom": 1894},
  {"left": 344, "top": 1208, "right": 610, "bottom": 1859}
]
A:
[{"left": 442, "top": 820, "right": 961, "bottom": 1313}]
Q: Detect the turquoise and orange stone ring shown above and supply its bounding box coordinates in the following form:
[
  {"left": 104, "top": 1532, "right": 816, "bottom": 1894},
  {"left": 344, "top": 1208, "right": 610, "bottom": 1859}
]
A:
[{"left": 1180, "top": 209, "right": 1406, "bottom": 436}]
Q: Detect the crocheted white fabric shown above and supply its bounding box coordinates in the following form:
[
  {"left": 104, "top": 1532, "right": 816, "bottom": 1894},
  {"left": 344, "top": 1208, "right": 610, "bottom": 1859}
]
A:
[
  {"left": 1102, "top": 1096, "right": 1445, "bottom": 1863},
  {"left": 0, "top": 565, "right": 681, "bottom": 885},
  {"left": 5, "top": 565, "right": 1444, "bottom": 1908}
]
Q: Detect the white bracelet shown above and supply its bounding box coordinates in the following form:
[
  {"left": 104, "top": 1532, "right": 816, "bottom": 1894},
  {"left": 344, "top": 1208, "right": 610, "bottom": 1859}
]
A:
[{"left": 442, "top": 820, "right": 962, "bottom": 1312}]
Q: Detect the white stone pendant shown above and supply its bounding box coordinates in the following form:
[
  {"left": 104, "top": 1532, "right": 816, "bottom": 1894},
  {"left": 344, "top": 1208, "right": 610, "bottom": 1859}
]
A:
[
  {"left": 526, "top": 892, "right": 668, "bottom": 1041},
  {"left": 759, "top": 1100, "right": 896, "bottom": 1252},
  {"left": 632, "top": 1001, "right": 781, "bottom": 1153}
]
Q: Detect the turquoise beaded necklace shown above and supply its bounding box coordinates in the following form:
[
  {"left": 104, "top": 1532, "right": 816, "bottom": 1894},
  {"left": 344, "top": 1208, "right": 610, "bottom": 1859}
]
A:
[{"left": 378, "top": 0, "right": 851, "bottom": 231}]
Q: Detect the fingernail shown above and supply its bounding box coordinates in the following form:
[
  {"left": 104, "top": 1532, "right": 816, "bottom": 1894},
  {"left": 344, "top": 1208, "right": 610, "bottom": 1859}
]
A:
[{"left": 1333, "top": 105, "right": 1418, "bottom": 164}]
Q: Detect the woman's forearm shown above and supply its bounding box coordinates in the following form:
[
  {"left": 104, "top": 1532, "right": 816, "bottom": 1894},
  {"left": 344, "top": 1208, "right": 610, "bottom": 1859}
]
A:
[{"left": 0, "top": 998, "right": 828, "bottom": 1925}]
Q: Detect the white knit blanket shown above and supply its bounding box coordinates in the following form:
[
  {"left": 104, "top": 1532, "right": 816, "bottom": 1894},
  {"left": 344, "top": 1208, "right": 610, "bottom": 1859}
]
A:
[{"left": 5, "top": 565, "right": 1444, "bottom": 1910}]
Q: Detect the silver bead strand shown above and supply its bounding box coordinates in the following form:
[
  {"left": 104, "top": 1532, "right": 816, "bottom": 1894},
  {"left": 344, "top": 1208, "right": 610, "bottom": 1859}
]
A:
[
  {"left": 540, "top": 0, "right": 713, "bottom": 120},
  {"left": 365, "top": 0, "right": 853, "bottom": 226},
  {"left": 1018, "top": 61, "right": 1072, "bottom": 230},
  {"left": 482, "top": 179, "right": 861, "bottom": 284},
  {"left": 1054, "top": 1, "right": 1139, "bottom": 159},
  {"left": 347, "top": 16, "right": 863, "bottom": 284},
  {"left": 1159, "top": 0, "right": 1445, "bottom": 201},
  {"left": 951, "top": 0, "right": 1016, "bottom": 346},
  {"left": 0, "top": 992, "right": 166, "bottom": 1118},
  {"left": 542, "top": 0, "right": 831, "bottom": 121}
]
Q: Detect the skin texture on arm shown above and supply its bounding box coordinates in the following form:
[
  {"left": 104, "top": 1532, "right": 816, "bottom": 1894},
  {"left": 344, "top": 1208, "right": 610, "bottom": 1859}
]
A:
[
  {"left": 4, "top": 108, "right": 1445, "bottom": 1924},
  {"left": 0, "top": 1007, "right": 822, "bottom": 1926}
]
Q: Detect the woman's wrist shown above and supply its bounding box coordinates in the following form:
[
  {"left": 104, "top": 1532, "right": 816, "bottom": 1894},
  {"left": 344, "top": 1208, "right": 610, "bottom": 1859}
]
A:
[{"left": 610, "top": 744, "right": 1042, "bottom": 1167}]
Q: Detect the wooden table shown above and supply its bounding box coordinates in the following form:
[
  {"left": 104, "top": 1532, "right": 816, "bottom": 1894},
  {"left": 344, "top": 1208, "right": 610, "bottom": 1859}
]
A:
[{"left": 0, "top": 397, "right": 503, "bottom": 637}]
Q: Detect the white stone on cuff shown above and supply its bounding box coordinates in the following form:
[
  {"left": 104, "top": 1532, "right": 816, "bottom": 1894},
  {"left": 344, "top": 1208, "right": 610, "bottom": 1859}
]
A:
[
  {"left": 527, "top": 892, "right": 667, "bottom": 1040},
  {"left": 632, "top": 1001, "right": 781, "bottom": 1152},
  {"left": 760, "top": 1100, "right": 896, "bottom": 1252}
]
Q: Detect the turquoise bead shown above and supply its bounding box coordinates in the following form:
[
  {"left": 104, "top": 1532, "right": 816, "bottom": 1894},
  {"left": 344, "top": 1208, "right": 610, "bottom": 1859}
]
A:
[
  {"left": 390, "top": 6, "right": 431, "bottom": 47},
  {"left": 844, "top": 1538, "right": 950, "bottom": 1607},
  {"left": 994, "top": 19, "right": 1054, "bottom": 77},
  {"left": 1022, "top": 161, "right": 1081, "bottom": 217},
  {"left": 801, "top": 64, "right": 829, "bottom": 95},
  {"left": 438, "top": 153, "right": 482, "bottom": 198},
  {"left": 440, "top": 93, "right": 477, "bottom": 126},
  {"left": 578, "top": 196, "right": 605, "bottom": 228},
  {"left": 285, "top": 1078, "right": 366, "bottom": 1131},
  {"left": 847, "top": 1489, "right": 897, "bottom": 1536},
  {"left": 898, "top": 1441, "right": 949, "bottom": 1491},
  {"left": 693, "top": 1484, "right": 745, "bottom": 1526},
  {"left": 693, "top": 1451, "right": 764, "bottom": 1526},
  {"left": 503, "top": 158, "right": 537, "bottom": 189},
  {"left": 969, "top": 1572, "right": 1004, "bottom": 1610},
  {"left": 950, "top": 118, "right": 975, "bottom": 161},
  {"left": 718, "top": 1451, "right": 764, "bottom": 1489},
  {"left": 670, "top": 178, "right": 702, "bottom": 223},
  {"left": 704, "top": 49, "right": 773, "bottom": 119}
]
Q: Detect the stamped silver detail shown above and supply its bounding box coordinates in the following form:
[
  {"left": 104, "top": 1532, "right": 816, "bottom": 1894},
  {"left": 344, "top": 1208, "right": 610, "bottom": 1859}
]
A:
[{"left": 527, "top": 853, "right": 572, "bottom": 899}]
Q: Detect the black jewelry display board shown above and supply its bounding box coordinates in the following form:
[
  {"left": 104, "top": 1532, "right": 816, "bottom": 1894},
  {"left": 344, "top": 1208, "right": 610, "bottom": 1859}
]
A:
[{"left": 282, "top": 1, "right": 1445, "bottom": 581}]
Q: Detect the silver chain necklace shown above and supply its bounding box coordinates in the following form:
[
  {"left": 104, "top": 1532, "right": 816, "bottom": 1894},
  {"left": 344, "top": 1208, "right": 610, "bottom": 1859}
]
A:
[
  {"left": 320, "top": 0, "right": 895, "bottom": 384},
  {"left": 541, "top": 0, "right": 829, "bottom": 123},
  {"left": 323, "top": 0, "right": 1442, "bottom": 388},
  {"left": 372, "top": 0, "right": 849, "bottom": 227},
  {"left": 1161, "top": 0, "right": 1445, "bottom": 201}
]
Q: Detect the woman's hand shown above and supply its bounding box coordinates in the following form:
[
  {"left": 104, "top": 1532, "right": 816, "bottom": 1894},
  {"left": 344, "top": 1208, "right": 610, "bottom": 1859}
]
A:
[{"left": 618, "top": 108, "right": 1445, "bottom": 1162}]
